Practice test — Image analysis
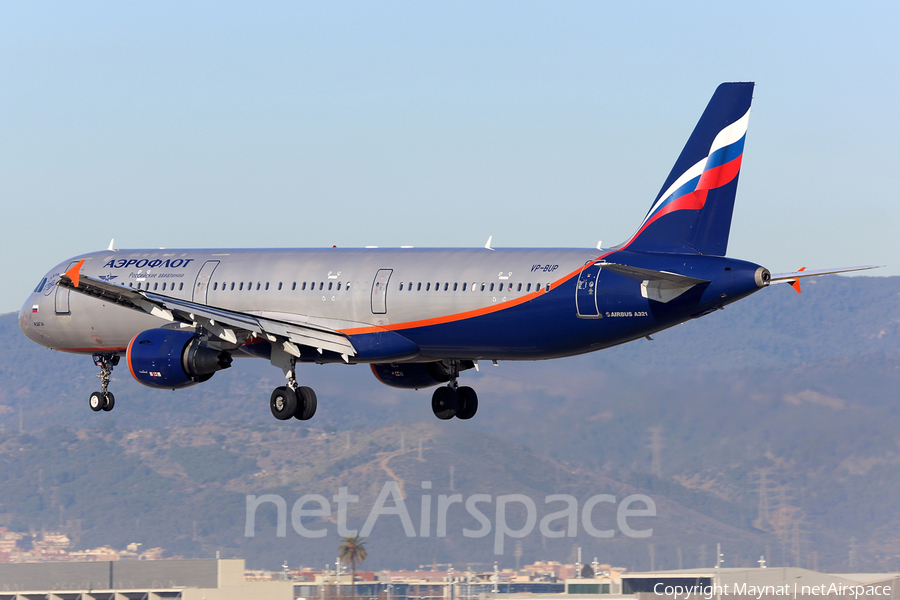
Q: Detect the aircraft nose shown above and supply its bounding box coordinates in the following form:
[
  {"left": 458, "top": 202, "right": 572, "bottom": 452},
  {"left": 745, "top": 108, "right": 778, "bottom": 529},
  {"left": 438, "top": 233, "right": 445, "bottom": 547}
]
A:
[{"left": 19, "top": 297, "right": 42, "bottom": 344}]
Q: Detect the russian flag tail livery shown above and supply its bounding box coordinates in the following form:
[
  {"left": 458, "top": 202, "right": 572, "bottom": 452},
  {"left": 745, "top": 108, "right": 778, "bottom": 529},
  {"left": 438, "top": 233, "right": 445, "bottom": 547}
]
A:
[{"left": 625, "top": 82, "right": 754, "bottom": 256}]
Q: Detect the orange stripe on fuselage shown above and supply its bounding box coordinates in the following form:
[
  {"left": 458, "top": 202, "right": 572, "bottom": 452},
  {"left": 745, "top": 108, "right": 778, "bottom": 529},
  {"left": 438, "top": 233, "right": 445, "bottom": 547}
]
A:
[{"left": 338, "top": 252, "right": 613, "bottom": 336}]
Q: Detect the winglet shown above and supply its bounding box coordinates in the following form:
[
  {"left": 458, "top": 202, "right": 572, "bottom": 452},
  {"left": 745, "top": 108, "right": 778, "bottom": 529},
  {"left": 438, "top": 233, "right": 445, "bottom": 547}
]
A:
[
  {"left": 107, "top": 238, "right": 115, "bottom": 251},
  {"left": 65, "top": 260, "right": 85, "bottom": 288},
  {"left": 788, "top": 267, "right": 806, "bottom": 293},
  {"left": 485, "top": 236, "right": 495, "bottom": 251}
]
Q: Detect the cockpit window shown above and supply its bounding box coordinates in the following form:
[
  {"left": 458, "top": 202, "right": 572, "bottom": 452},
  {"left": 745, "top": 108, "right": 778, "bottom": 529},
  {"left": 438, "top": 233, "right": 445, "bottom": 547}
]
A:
[{"left": 34, "top": 278, "right": 47, "bottom": 293}]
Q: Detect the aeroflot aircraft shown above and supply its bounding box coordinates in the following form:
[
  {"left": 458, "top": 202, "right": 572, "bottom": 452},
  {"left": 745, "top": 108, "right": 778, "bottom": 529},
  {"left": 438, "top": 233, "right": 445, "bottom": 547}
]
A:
[{"left": 19, "top": 83, "right": 878, "bottom": 422}]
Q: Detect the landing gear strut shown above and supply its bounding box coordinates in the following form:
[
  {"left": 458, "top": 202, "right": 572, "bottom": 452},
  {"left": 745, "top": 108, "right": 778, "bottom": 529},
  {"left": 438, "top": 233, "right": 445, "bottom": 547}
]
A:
[
  {"left": 430, "top": 361, "right": 478, "bottom": 420},
  {"left": 270, "top": 357, "right": 317, "bottom": 421},
  {"left": 89, "top": 354, "right": 118, "bottom": 412}
]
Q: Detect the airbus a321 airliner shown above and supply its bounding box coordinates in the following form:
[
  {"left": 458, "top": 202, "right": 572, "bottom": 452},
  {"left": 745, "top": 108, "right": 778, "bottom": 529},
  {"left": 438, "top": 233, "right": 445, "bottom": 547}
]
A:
[{"left": 19, "top": 83, "right": 878, "bottom": 422}]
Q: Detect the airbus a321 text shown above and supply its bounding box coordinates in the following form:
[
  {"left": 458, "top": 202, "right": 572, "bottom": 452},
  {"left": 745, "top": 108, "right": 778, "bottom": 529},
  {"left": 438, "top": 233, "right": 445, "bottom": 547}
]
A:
[{"left": 19, "top": 83, "right": 879, "bottom": 422}]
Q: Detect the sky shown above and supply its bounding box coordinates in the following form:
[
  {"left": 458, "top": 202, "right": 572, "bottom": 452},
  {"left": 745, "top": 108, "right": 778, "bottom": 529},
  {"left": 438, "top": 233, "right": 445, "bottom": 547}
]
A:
[{"left": 2, "top": 1, "right": 898, "bottom": 314}]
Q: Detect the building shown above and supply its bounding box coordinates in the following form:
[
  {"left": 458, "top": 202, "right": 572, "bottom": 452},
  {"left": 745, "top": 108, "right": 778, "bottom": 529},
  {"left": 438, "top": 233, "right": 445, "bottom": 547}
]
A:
[{"left": 0, "top": 558, "right": 292, "bottom": 600}]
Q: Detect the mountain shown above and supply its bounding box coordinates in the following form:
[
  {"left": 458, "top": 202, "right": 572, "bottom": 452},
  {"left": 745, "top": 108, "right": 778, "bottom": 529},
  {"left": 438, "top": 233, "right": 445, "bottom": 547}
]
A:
[{"left": 0, "top": 275, "right": 898, "bottom": 571}]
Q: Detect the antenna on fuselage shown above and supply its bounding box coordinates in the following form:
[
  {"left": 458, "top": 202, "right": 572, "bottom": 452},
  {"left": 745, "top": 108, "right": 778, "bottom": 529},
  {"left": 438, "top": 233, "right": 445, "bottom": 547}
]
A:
[{"left": 484, "top": 236, "right": 495, "bottom": 251}]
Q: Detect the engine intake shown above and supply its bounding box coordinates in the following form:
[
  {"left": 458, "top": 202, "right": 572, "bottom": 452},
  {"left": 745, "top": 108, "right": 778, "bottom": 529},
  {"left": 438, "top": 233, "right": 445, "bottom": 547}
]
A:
[{"left": 127, "top": 329, "right": 232, "bottom": 389}]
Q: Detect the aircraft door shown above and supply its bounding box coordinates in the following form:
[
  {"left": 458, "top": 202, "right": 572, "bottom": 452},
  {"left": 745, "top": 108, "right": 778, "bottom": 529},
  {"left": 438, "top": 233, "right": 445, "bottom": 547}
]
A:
[
  {"left": 371, "top": 269, "right": 393, "bottom": 314},
  {"left": 575, "top": 261, "right": 601, "bottom": 318},
  {"left": 192, "top": 260, "right": 220, "bottom": 304},
  {"left": 55, "top": 260, "right": 80, "bottom": 315}
]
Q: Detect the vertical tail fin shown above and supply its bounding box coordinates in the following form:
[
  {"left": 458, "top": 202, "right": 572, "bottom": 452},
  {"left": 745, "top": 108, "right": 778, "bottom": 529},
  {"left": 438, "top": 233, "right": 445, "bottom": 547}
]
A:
[{"left": 624, "top": 82, "right": 754, "bottom": 256}]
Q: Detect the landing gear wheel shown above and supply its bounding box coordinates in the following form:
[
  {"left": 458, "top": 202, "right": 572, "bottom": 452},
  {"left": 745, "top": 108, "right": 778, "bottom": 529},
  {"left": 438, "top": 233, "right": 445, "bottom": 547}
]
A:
[
  {"left": 456, "top": 387, "right": 478, "bottom": 420},
  {"left": 294, "top": 387, "right": 317, "bottom": 421},
  {"left": 432, "top": 386, "right": 458, "bottom": 420},
  {"left": 270, "top": 386, "right": 298, "bottom": 420},
  {"left": 90, "top": 354, "right": 119, "bottom": 413}
]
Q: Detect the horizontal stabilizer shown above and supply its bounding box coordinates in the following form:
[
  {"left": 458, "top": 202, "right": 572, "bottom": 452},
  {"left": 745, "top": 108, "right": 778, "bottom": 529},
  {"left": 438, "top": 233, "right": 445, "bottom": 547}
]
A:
[
  {"left": 597, "top": 261, "right": 709, "bottom": 303},
  {"left": 770, "top": 265, "right": 883, "bottom": 293}
]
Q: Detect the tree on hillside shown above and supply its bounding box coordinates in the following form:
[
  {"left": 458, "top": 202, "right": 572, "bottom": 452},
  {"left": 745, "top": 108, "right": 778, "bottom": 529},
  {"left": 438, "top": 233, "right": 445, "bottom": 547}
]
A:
[{"left": 338, "top": 534, "right": 368, "bottom": 600}]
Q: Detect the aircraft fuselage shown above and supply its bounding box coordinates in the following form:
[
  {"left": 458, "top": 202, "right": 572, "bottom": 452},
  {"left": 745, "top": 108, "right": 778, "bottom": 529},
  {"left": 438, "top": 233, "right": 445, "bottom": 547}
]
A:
[{"left": 21, "top": 246, "right": 766, "bottom": 363}]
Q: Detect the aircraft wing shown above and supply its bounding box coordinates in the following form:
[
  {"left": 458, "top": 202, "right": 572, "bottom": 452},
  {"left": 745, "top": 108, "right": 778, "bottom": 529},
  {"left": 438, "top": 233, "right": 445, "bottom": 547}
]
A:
[
  {"left": 596, "top": 261, "right": 709, "bottom": 303},
  {"left": 56, "top": 260, "right": 357, "bottom": 357},
  {"left": 769, "top": 265, "right": 883, "bottom": 293}
]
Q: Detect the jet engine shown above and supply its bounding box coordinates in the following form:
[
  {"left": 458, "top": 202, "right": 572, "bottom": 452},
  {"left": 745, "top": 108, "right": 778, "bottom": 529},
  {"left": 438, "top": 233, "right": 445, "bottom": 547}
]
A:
[
  {"left": 370, "top": 360, "right": 475, "bottom": 389},
  {"left": 127, "top": 329, "right": 232, "bottom": 389}
]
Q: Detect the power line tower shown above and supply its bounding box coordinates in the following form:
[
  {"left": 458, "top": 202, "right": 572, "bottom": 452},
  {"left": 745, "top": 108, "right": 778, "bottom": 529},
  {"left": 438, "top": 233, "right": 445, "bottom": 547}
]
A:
[
  {"left": 647, "top": 427, "right": 663, "bottom": 478},
  {"left": 790, "top": 514, "right": 805, "bottom": 568},
  {"left": 749, "top": 468, "right": 774, "bottom": 531}
]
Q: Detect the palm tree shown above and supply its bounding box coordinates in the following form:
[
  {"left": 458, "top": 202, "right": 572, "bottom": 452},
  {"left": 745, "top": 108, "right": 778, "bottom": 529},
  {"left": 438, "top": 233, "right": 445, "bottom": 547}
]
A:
[{"left": 338, "top": 534, "right": 368, "bottom": 600}]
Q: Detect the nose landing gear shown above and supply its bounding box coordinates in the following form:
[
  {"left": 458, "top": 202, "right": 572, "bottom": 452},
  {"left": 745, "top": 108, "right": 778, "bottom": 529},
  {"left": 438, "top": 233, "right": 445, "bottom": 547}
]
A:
[
  {"left": 430, "top": 361, "right": 478, "bottom": 420},
  {"left": 89, "top": 354, "right": 118, "bottom": 412}
]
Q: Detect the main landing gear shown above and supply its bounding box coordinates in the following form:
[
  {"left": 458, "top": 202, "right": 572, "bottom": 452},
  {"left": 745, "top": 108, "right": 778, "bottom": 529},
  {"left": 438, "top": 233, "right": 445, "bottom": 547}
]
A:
[
  {"left": 431, "top": 361, "right": 478, "bottom": 420},
  {"left": 270, "top": 359, "right": 317, "bottom": 421},
  {"left": 89, "top": 354, "right": 119, "bottom": 412}
]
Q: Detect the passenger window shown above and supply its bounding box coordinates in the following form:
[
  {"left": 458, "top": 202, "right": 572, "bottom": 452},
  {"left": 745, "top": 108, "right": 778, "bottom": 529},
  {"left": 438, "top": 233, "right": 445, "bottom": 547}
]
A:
[
  {"left": 462, "top": 283, "right": 466, "bottom": 291},
  {"left": 444, "top": 283, "right": 449, "bottom": 291},
  {"left": 490, "top": 283, "right": 495, "bottom": 292},
  {"left": 526, "top": 283, "right": 532, "bottom": 292},
  {"left": 179, "top": 283, "right": 184, "bottom": 291},
  {"left": 239, "top": 282, "right": 244, "bottom": 291},
  {"left": 426, "top": 282, "right": 431, "bottom": 291},
  {"left": 517, "top": 283, "right": 522, "bottom": 292},
  {"left": 546, "top": 283, "right": 550, "bottom": 291},
  {"left": 129, "top": 283, "right": 133, "bottom": 288},
  {"left": 399, "top": 283, "right": 404, "bottom": 291},
  {"left": 256, "top": 282, "right": 261, "bottom": 290},
  {"left": 34, "top": 278, "right": 47, "bottom": 293},
  {"left": 435, "top": 282, "right": 439, "bottom": 291},
  {"left": 328, "top": 282, "right": 333, "bottom": 291},
  {"left": 301, "top": 282, "right": 306, "bottom": 290},
  {"left": 346, "top": 282, "right": 350, "bottom": 290},
  {"left": 265, "top": 282, "right": 270, "bottom": 291},
  {"left": 481, "top": 283, "right": 485, "bottom": 291},
  {"left": 508, "top": 283, "right": 513, "bottom": 291},
  {"left": 337, "top": 282, "right": 342, "bottom": 291},
  {"left": 278, "top": 282, "right": 282, "bottom": 290},
  {"left": 417, "top": 282, "right": 422, "bottom": 291},
  {"left": 292, "top": 282, "right": 296, "bottom": 290},
  {"left": 230, "top": 282, "right": 235, "bottom": 290},
  {"left": 153, "top": 283, "right": 158, "bottom": 291},
  {"left": 212, "top": 282, "right": 216, "bottom": 291}
]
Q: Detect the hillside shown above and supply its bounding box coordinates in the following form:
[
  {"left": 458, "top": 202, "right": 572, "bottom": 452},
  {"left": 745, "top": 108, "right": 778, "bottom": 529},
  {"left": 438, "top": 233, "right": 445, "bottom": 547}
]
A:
[{"left": 0, "top": 275, "right": 898, "bottom": 571}]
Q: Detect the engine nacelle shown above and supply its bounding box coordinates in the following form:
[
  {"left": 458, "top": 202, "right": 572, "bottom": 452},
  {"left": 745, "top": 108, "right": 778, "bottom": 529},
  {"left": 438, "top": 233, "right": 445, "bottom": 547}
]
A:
[
  {"left": 127, "top": 329, "right": 232, "bottom": 389},
  {"left": 370, "top": 361, "right": 474, "bottom": 390}
]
